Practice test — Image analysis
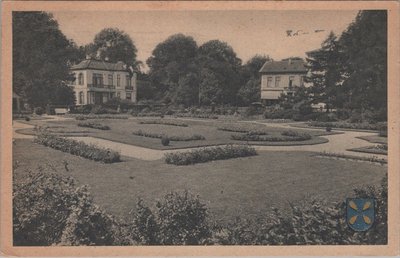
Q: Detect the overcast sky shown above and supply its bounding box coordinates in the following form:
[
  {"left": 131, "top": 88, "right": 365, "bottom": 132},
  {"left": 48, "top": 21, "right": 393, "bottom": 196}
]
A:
[{"left": 53, "top": 10, "right": 359, "bottom": 69}]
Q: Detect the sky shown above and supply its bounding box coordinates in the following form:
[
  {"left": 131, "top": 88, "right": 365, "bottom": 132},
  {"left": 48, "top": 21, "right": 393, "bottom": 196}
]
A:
[{"left": 53, "top": 10, "right": 359, "bottom": 70}]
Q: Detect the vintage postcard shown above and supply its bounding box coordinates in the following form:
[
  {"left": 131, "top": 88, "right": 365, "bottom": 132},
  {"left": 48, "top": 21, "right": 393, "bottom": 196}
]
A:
[{"left": 1, "top": 1, "right": 399, "bottom": 256}]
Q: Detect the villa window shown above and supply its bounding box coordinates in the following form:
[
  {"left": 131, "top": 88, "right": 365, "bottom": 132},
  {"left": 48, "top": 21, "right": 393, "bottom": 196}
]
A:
[
  {"left": 126, "top": 93, "right": 131, "bottom": 100},
  {"left": 117, "top": 74, "right": 120, "bottom": 87},
  {"left": 78, "top": 73, "right": 84, "bottom": 85},
  {"left": 289, "top": 76, "right": 295, "bottom": 88},
  {"left": 275, "top": 76, "right": 281, "bottom": 87},
  {"left": 79, "top": 91, "right": 84, "bottom": 104},
  {"left": 108, "top": 74, "right": 113, "bottom": 86},
  {"left": 267, "top": 77, "right": 273, "bottom": 87},
  {"left": 93, "top": 73, "right": 103, "bottom": 87},
  {"left": 126, "top": 75, "right": 131, "bottom": 87}
]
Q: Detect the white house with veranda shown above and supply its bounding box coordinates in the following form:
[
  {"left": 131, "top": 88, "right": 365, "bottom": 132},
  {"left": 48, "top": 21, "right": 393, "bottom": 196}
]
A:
[
  {"left": 259, "top": 58, "right": 308, "bottom": 105},
  {"left": 69, "top": 59, "right": 137, "bottom": 105}
]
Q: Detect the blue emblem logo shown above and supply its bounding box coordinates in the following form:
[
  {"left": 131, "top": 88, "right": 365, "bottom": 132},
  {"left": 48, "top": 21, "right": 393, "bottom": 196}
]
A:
[{"left": 346, "top": 198, "right": 375, "bottom": 231}]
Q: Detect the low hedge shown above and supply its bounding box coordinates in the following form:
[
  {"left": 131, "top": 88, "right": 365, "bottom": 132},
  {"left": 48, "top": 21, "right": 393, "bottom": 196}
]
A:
[
  {"left": 309, "top": 121, "right": 386, "bottom": 131},
  {"left": 77, "top": 122, "right": 110, "bottom": 130},
  {"left": 231, "top": 133, "right": 312, "bottom": 142},
  {"left": 138, "top": 119, "right": 188, "bottom": 127},
  {"left": 131, "top": 111, "right": 163, "bottom": 117},
  {"left": 164, "top": 145, "right": 257, "bottom": 165},
  {"left": 175, "top": 113, "right": 218, "bottom": 119},
  {"left": 217, "top": 124, "right": 268, "bottom": 135},
  {"left": 75, "top": 115, "right": 128, "bottom": 120},
  {"left": 34, "top": 133, "right": 120, "bottom": 163},
  {"left": 132, "top": 130, "right": 205, "bottom": 141}
]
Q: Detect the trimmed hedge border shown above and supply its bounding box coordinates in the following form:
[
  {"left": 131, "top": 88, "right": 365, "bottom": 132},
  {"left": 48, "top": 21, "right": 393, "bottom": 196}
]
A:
[
  {"left": 314, "top": 151, "right": 387, "bottom": 164},
  {"left": 164, "top": 144, "right": 257, "bottom": 165},
  {"left": 138, "top": 119, "right": 188, "bottom": 127},
  {"left": 75, "top": 115, "right": 128, "bottom": 120},
  {"left": 132, "top": 130, "right": 205, "bottom": 141},
  {"left": 175, "top": 113, "right": 218, "bottom": 119},
  {"left": 309, "top": 121, "right": 386, "bottom": 131},
  {"left": 34, "top": 133, "right": 120, "bottom": 163},
  {"left": 78, "top": 122, "right": 110, "bottom": 130},
  {"left": 217, "top": 124, "right": 268, "bottom": 135}
]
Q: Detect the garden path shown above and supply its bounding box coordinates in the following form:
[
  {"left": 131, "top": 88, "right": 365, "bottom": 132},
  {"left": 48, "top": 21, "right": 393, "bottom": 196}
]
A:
[{"left": 13, "top": 118, "right": 387, "bottom": 161}]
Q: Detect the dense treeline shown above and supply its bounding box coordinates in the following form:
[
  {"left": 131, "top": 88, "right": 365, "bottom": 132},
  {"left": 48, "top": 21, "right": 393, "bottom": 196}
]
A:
[{"left": 13, "top": 11, "right": 387, "bottom": 122}]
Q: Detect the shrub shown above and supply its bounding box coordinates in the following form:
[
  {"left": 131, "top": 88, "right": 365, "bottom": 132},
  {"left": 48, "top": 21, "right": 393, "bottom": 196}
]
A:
[
  {"left": 13, "top": 169, "right": 123, "bottom": 246},
  {"left": 138, "top": 119, "right": 188, "bottom": 127},
  {"left": 326, "top": 127, "right": 332, "bottom": 132},
  {"left": 164, "top": 145, "right": 257, "bottom": 165},
  {"left": 34, "top": 132, "right": 120, "bottom": 163},
  {"left": 175, "top": 113, "right": 218, "bottom": 119},
  {"left": 77, "top": 122, "right": 110, "bottom": 130},
  {"left": 161, "top": 136, "right": 170, "bottom": 146},
  {"left": 24, "top": 116, "right": 30, "bottom": 121},
  {"left": 133, "top": 130, "right": 205, "bottom": 141},
  {"left": 131, "top": 111, "right": 163, "bottom": 117},
  {"left": 34, "top": 107, "right": 44, "bottom": 115}
]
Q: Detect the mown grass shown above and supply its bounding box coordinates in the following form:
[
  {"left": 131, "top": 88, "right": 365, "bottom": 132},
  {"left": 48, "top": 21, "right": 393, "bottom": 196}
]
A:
[
  {"left": 18, "top": 118, "right": 331, "bottom": 150},
  {"left": 14, "top": 139, "right": 386, "bottom": 222}
]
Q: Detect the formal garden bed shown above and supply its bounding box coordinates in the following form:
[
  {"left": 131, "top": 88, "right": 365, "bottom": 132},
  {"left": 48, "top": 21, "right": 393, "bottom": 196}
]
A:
[
  {"left": 132, "top": 129, "right": 205, "bottom": 141},
  {"left": 34, "top": 132, "right": 120, "bottom": 163},
  {"left": 137, "top": 119, "right": 189, "bottom": 127},
  {"left": 78, "top": 122, "right": 110, "bottom": 130},
  {"left": 314, "top": 151, "right": 387, "bottom": 165},
  {"left": 308, "top": 121, "right": 386, "bottom": 131}
]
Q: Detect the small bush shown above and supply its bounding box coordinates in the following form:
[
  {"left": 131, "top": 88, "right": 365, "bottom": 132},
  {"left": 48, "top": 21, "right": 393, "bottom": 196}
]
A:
[
  {"left": 34, "top": 132, "right": 120, "bottom": 163},
  {"left": 78, "top": 122, "right": 110, "bottom": 130},
  {"left": 161, "top": 136, "right": 170, "bottom": 146},
  {"left": 13, "top": 169, "right": 123, "bottom": 246},
  {"left": 326, "top": 126, "right": 332, "bottom": 132},
  {"left": 165, "top": 145, "right": 257, "bottom": 165},
  {"left": 231, "top": 131, "right": 311, "bottom": 142},
  {"left": 24, "top": 116, "right": 30, "bottom": 121},
  {"left": 34, "top": 107, "right": 44, "bottom": 115}
]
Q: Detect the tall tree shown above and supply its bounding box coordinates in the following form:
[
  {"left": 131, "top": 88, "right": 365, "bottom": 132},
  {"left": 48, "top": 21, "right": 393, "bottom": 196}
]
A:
[
  {"left": 197, "top": 40, "right": 242, "bottom": 105},
  {"left": 87, "top": 28, "right": 139, "bottom": 69},
  {"left": 339, "top": 10, "right": 387, "bottom": 118},
  {"left": 237, "top": 54, "right": 271, "bottom": 105},
  {"left": 147, "top": 34, "right": 198, "bottom": 104},
  {"left": 305, "top": 31, "right": 342, "bottom": 112},
  {"left": 13, "top": 12, "right": 76, "bottom": 107}
]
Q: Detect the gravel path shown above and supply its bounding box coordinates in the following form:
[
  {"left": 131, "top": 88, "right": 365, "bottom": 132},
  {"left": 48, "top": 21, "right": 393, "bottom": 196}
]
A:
[{"left": 13, "top": 118, "right": 387, "bottom": 161}]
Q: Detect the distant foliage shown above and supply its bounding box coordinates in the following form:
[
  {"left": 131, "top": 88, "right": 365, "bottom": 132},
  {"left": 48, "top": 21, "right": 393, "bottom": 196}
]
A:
[
  {"left": 175, "top": 113, "right": 218, "bottom": 119},
  {"left": 77, "top": 122, "right": 110, "bottom": 130},
  {"left": 164, "top": 145, "right": 257, "bottom": 165},
  {"left": 34, "top": 132, "right": 120, "bottom": 163}
]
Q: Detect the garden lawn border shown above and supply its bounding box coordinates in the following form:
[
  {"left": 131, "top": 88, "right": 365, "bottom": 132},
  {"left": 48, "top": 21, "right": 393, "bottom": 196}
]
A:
[
  {"left": 313, "top": 152, "right": 387, "bottom": 165},
  {"left": 291, "top": 123, "right": 380, "bottom": 132},
  {"left": 347, "top": 146, "right": 387, "bottom": 155}
]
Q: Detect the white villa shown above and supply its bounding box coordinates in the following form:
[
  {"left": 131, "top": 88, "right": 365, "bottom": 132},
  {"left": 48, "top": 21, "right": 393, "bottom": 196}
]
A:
[
  {"left": 69, "top": 59, "right": 137, "bottom": 105},
  {"left": 259, "top": 58, "right": 308, "bottom": 105}
]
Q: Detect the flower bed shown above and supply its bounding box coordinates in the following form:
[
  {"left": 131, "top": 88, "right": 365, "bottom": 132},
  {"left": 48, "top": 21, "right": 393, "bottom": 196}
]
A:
[
  {"left": 132, "top": 130, "right": 205, "bottom": 141},
  {"left": 34, "top": 133, "right": 120, "bottom": 163},
  {"left": 231, "top": 133, "right": 311, "bottom": 142},
  {"left": 348, "top": 144, "right": 388, "bottom": 155},
  {"left": 138, "top": 119, "right": 188, "bottom": 127},
  {"left": 78, "top": 122, "right": 110, "bottom": 130},
  {"left": 309, "top": 121, "right": 386, "bottom": 131},
  {"left": 164, "top": 144, "right": 257, "bottom": 165},
  {"left": 314, "top": 151, "right": 387, "bottom": 164},
  {"left": 131, "top": 111, "right": 163, "bottom": 117}
]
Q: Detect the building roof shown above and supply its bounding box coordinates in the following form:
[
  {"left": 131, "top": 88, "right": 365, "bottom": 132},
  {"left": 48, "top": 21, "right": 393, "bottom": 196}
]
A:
[
  {"left": 259, "top": 59, "right": 307, "bottom": 74},
  {"left": 71, "top": 59, "right": 128, "bottom": 72}
]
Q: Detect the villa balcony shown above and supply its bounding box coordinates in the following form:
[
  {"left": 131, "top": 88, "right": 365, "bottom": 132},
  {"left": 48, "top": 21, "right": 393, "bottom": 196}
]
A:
[{"left": 87, "top": 84, "right": 116, "bottom": 92}]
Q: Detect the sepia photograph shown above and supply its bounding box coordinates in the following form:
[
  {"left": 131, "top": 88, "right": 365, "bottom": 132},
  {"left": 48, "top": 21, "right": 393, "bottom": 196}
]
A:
[{"left": 1, "top": 1, "right": 399, "bottom": 256}]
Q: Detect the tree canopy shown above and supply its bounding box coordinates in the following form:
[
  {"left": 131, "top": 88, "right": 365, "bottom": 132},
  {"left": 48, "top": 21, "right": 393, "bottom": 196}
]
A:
[
  {"left": 87, "top": 28, "right": 139, "bottom": 70},
  {"left": 13, "top": 11, "right": 76, "bottom": 107}
]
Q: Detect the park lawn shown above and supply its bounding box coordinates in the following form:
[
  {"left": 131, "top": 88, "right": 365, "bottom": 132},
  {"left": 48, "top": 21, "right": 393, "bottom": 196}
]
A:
[
  {"left": 13, "top": 139, "right": 386, "bottom": 222},
  {"left": 18, "top": 117, "right": 333, "bottom": 150}
]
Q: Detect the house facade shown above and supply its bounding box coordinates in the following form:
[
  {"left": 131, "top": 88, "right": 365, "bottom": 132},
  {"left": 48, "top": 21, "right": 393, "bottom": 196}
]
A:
[
  {"left": 69, "top": 59, "right": 137, "bottom": 105},
  {"left": 259, "top": 58, "right": 307, "bottom": 105}
]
